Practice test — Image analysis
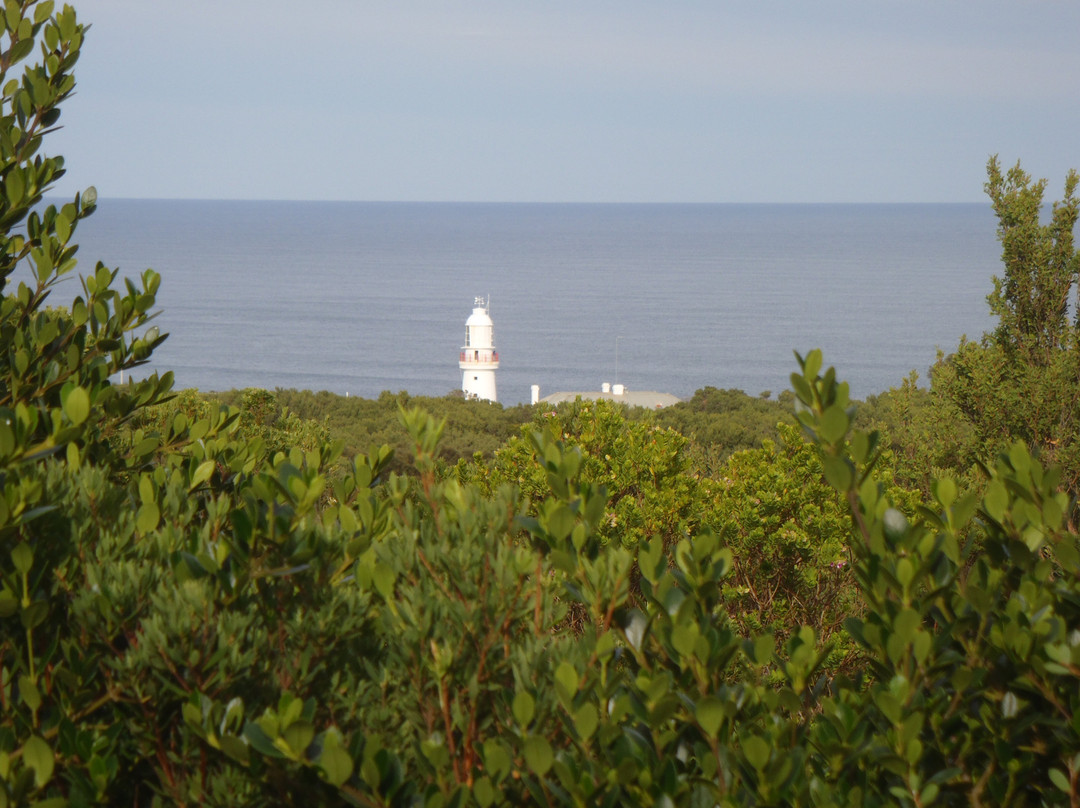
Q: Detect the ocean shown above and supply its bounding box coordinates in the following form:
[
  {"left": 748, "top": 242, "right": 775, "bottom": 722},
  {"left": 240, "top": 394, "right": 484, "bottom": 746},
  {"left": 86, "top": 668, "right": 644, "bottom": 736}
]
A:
[{"left": 48, "top": 200, "right": 999, "bottom": 405}]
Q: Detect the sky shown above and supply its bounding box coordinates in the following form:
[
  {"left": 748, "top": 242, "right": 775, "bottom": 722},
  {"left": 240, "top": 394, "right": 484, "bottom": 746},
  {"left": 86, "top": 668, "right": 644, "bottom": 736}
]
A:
[{"left": 47, "top": 0, "right": 1080, "bottom": 203}]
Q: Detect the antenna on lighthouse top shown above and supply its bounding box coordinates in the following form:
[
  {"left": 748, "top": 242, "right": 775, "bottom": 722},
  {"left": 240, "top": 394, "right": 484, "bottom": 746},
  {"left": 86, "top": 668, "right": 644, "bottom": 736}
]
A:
[{"left": 474, "top": 296, "right": 486, "bottom": 306}]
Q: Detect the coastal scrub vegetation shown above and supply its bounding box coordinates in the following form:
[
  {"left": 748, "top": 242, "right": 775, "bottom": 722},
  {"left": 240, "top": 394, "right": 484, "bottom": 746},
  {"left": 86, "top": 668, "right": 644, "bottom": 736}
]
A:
[{"left": 2, "top": 3, "right": 1080, "bottom": 806}]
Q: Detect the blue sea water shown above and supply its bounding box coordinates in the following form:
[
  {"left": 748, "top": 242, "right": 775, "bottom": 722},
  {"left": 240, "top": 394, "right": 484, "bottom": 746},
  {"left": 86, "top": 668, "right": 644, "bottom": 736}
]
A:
[{"left": 52, "top": 200, "right": 999, "bottom": 405}]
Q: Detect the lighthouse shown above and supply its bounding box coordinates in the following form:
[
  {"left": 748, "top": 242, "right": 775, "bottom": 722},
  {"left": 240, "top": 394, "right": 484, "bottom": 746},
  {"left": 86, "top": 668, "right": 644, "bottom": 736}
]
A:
[{"left": 460, "top": 297, "right": 499, "bottom": 402}]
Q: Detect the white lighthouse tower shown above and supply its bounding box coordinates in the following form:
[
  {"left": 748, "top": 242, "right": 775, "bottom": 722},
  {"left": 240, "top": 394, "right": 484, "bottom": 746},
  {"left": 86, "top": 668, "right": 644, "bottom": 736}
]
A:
[{"left": 459, "top": 296, "right": 499, "bottom": 402}]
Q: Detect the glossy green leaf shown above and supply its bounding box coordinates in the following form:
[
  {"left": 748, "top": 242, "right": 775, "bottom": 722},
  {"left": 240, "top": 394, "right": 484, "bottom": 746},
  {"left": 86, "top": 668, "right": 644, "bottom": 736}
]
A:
[
  {"left": 244, "top": 722, "right": 285, "bottom": 759},
  {"left": 22, "top": 735, "right": 54, "bottom": 787},
  {"left": 318, "top": 732, "right": 353, "bottom": 787},
  {"left": 190, "top": 460, "right": 215, "bottom": 490},
  {"left": 63, "top": 385, "right": 90, "bottom": 425}
]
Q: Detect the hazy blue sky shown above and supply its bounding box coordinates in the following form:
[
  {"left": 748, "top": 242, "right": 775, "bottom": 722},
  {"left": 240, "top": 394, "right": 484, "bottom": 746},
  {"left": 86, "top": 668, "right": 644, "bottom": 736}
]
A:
[{"left": 49, "top": 1, "right": 1080, "bottom": 203}]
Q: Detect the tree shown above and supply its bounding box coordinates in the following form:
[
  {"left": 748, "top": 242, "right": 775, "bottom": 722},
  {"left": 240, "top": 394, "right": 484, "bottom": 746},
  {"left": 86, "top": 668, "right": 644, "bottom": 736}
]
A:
[
  {"left": 653, "top": 386, "right": 795, "bottom": 477},
  {"left": 985, "top": 156, "right": 1080, "bottom": 364},
  {"left": 460, "top": 397, "right": 712, "bottom": 552},
  {"left": 932, "top": 158, "right": 1080, "bottom": 524},
  {"left": 713, "top": 421, "right": 918, "bottom": 665}
]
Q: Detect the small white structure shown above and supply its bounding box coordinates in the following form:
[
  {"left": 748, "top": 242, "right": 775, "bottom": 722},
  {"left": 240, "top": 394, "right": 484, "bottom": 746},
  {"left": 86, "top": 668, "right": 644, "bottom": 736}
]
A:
[
  {"left": 536, "top": 383, "right": 680, "bottom": 409},
  {"left": 460, "top": 296, "right": 499, "bottom": 402}
]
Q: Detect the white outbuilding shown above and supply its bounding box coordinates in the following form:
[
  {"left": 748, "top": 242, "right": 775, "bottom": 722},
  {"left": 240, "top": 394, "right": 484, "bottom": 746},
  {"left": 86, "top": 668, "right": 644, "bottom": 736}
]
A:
[{"left": 459, "top": 297, "right": 499, "bottom": 402}]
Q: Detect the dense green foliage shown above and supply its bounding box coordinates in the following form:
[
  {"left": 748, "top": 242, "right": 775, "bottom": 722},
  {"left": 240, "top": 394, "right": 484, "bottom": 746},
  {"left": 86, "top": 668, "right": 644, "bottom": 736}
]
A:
[
  {"left": 259, "top": 389, "right": 534, "bottom": 476},
  {"left": 459, "top": 398, "right": 710, "bottom": 552},
  {"left": 654, "top": 386, "right": 795, "bottom": 477},
  {"left": 863, "top": 158, "right": 1080, "bottom": 529},
  {"left": 713, "top": 422, "right": 919, "bottom": 660},
  {"left": 208, "top": 386, "right": 789, "bottom": 481},
  {"left": 1, "top": 6, "right": 1079, "bottom": 806}
]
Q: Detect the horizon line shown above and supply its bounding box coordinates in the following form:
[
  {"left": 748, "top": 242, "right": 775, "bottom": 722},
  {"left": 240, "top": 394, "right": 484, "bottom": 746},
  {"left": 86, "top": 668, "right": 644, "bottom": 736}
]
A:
[{"left": 47, "top": 195, "right": 992, "bottom": 206}]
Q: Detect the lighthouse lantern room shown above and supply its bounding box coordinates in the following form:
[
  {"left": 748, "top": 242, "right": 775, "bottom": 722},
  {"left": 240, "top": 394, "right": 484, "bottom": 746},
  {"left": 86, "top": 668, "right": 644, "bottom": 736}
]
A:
[{"left": 460, "top": 296, "right": 499, "bottom": 402}]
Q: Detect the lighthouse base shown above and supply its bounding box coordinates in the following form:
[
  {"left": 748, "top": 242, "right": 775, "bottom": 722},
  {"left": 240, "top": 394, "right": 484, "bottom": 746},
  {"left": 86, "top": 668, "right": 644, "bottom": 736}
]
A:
[{"left": 462, "top": 369, "right": 497, "bottom": 403}]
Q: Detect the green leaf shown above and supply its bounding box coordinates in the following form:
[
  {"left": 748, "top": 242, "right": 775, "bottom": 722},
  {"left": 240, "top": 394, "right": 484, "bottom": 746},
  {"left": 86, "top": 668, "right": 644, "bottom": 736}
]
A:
[
  {"left": 283, "top": 721, "right": 314, "bottom": 755},
  {"left": 822, "top": 454, "right": 853, "bottom": 491},
  {"left": 0, "top": 588, "right": 17, "bottom": 618},
  {"left": 5, "top": 168, "right": 24, "bottom": 205},
  {"left": 934, "top": 477, "right": 957, "bottom": 509},
  {"left": 134, "top": 436, "right": 159, "bottom": 458},
  {"left": 190, "top": 460, "right": 215, "bottom": 490},
  {"left": 523, "top": 735, "right": 553, "bottom": 776},
  {"left": 742, "top": 735, "right": 770, "bottom": 771},
  {"left": 54, "top": 212, "right": 71, "bottom": 243},
  {"left": 512, "top": 690, "right": 535, "bottom": 728},
  {"left": 573, "top": 703, "right": 598, "bottom": 740},
  {"left": 752, "top": 633, "right": 774, "bottom": 665},
  {"left": 544, "top": 504, "right": 575, "bottom": 542},
  {"left": 819, "top": 404, "right": 849, "bottom": 445},
  {"left": 182, "top": 701, "right": 203, "bottom": 729},
  {"left": 11, "top": 542, "right": 33, "bottom": 574},
  {"left": 139, "top": 474, "right": 155, "bottom": 505},
  {"left": 554, "top": 662, "right": 578, "bottom": 702},
  {"left": 22, "top": 735, "right": 54, "bottom": 787},
  {"left": 318, "top": 731, "right": 353, "bottom": 787},
  {"left": 219, "top": 735, "right": 250, "bottom": 766},
  {"left": 34, "top": 2, "right": 55, "bottom": 25},
  {"left": 473, "top": 776, "right": 495, "bottom": 808},
  {"left": 892, "top": 608, "right": 920, "bottom": 644},
  {"left": 482, "top": 740, "right": 512, "bottom": 781},
  {"left": 66, "top": 439, "right": 80, "bottom": 469},
  {"left": 19, "top": 601, "right": 48, "bottom": 630},
  {"left": 63, "top": 385, "right": 90, "bottom": 425},
  {"left": 373, "top": 563, "right": 395, "bottom": 599},
  {"left": 789, "top": 372, "right": 813, "bottom": 405},
  {"left": 671, "top": 621, "right": 700, "bottom": 658},
  {"left": 896, "top": 558, "right": 915, "bottom": 589},
  {"left": 136, "top": 502, "right": 160, "bottom": 534},
  {"left": 1049, "top": 768, "right": 1071, "bottom": 793},
  {"left": 696, "top": 697, "right": 726, "bottom": 737},
  {"left": 243, "top": 722, "right": 285, "bottom": 759},
  {"left": 1008, "top": 442, "right": 1030, "bottom": 476},
  {"left": 19, "top": 675, "right": 41, "bottom": 712}
]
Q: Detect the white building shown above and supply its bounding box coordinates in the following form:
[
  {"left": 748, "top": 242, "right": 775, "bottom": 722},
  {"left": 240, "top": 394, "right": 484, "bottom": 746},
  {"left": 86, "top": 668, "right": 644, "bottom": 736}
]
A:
[
  {"left": 459, "top": 297, "right": 499, "bottom": 402},
  {"left": 532, "top": 382, "right": 680, "bottom": 409}
]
